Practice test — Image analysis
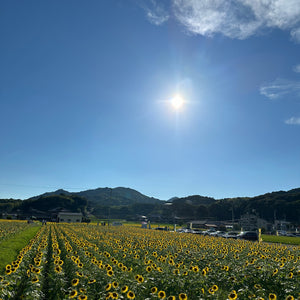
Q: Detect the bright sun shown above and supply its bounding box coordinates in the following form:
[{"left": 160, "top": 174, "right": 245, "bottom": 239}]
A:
[{"left": 171, "top": 94, "right": 185, "bottom": 110}]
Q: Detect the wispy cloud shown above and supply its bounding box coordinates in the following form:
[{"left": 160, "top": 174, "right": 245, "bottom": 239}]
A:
[
  {"left": 285, "top": 117, "right": 300, "bottom": 125},
  {"left": 260, "top": 78, "right": 300, "bottom": 99},
  {"left": 139, "top": 0, "right": 170, "bottom": 26},
  {"left": 291, "top": 27, "right": 300, "bottom": 43},
  {"left": 142, "top": 0, "right": 300, "bottom": 41},
  {"left": 293, "top": 64, "right": 300, "bottom": 73}
]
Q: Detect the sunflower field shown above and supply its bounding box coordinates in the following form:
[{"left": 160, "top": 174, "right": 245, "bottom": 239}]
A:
[
  {"left": 0, "top": 220, "right": 32, "bottom": 241},
  {"left": 0, "top": 223, "right": 299, "bottom": 300}
]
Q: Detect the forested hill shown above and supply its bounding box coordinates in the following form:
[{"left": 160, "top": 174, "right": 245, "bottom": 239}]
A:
[
  {"left": 0, "top": 187, "right": 299, "bottom": 224},
  {"left": 162, "top": 188, "right": 300, "bottom": 223},
  {"left": 77, "top": 187, "right": 162, "bottom": 205},
  {"left": 28, "top": 187, "right": 162, "bottom": 206}
]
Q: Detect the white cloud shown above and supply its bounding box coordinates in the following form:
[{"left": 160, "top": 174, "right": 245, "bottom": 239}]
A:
[
  {"left": 285, "top": 117, "right": 300, "bottom": 125},
  {"left": 143, "top": 0, "right": 300, "bottom": 40},
  {"left": 146, "top": 10, "right": 169, "bottom": 25},
  {"left": 293, "top": 64, "right": 300, "bottom": 73},
  {"left": 291, "top": 27, "right": 300, "bottom": 43},
  {"left": 140, "top": 0, "right": 170, "bottom": 26},
  {"left": 260, "top": 78, "right": 300, "bottom": 99}
]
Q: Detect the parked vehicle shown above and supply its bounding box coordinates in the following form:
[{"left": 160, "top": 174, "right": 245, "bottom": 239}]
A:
[
  {"left": 277, "top": 230, "right": 287, "bottom": 236},
  {"left": 154, "top": 227, "right": 168, "bottom": 231},
  {"left": 210, "top": 231, "right": 226, "bottom": 237},
  {"left": 223, "top": 231, "right": 239, "bottom": 239},
  {"left": 203, "top": 228, "right": 217, "bottom": 236},
  {"left": 237, "top": 231, "right": 258, "bottom": 241},
  {"left": 191, "top": 229, "right": 203, "bottom": 235}
]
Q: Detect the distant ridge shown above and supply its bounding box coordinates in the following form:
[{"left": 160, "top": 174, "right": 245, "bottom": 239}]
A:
[{"left": 28, "top": 187, "right": 162, "bottom": 206}]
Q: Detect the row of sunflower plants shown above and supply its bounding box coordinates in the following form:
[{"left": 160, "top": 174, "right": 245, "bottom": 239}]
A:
[{"left": 0, "top": 224, "right": 48, "bottom": 299}]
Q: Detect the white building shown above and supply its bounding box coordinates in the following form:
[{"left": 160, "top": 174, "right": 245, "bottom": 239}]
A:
[
  {"left": 57, "top": 212, "right": 82, "bottom": 223},
  {"left": 239, "top": 213, "right": 268, "bottom": 231}
]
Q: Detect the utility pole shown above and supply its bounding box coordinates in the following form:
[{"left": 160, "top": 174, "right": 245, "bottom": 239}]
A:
[
  {"left": 108, "top": 188, "right": 112, "bottom": 226},
  {"left": 231, "top": 202, "right": 234, "bottom": 227}
]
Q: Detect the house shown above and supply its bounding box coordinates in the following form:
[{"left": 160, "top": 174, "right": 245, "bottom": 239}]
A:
[
  {"left": 187, "top": 220, "right": 208, "bottom": 229},
  {"left": 273, "top": 220, "right": 293, "bottom": 231},
  {"left": 57, "top": 212, "right": 82, "bottom": 223},
  {"left": 239, "top": 213, "right": 269, "bottom": 231}
]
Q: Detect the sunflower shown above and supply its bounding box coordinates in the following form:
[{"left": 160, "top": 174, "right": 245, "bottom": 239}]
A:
[
  {"left": 223, "top": 265, "right": 229, "bottom": 271},
  {"left": 146, "top": 266, "right": 152, "bottom": 272},
  {"left": 80, "top": 288, "right": 87, "bottom": 293},
  {"left": 76, "top": 271, "right": 84, "bottom": 277},
  {"left": 201, "top": 269, "right": 206, "bottom": 276},
  {"left": 112, "top": 281, "right": 118, "bottom": 288},
  {"left": 111, "top": 292, "right": 118, "bottom": 299},
  {"left": 55, "top": 265, "right": 62, "bottom": 273},
  {"left": 78, "top": 295, "right": 87, "bottom": 300},
  {"left": 288, "top": 272, "right": 293, "bottom": 278},
  {"left": 254, "top": 284, "right": 262, "bottom": 289},
  {"left": 31, "top": 276, "right": 39, "bottom": 283},
  {"left": 88, "top": 279, "right": 96, "bottom": 284},
  {"left": 106, "top": 265, "right": 112, "bottom": 271},
  {"left": 107, "top": 270, "right": 114, "bottom": 277},
  {"left": 269, "top": 293, "right": 277, "bottom": 300},
  {"left": 193, "top": 266, "right": 199, "bottom": 272},
  {"left": 228, "top": 291, "right": 237, "bottom": 300},
  {"left": 179, "top": 293, "right": 187, "bottom": 300},
  {"left": 158, "top": 290, "right": 166, "bottom": 299},
  {"left": 212, "top": 285, "right": 218, "bottom": 292},
  {"left": 137, "top": 275, "right": 144, "bottom": 283},
  {"left": 71, "top": 278, "right": 79, "bottom": 286},
  {"left": 151, "top": 287, "right": 158, "bottom": 294},
  {"left": 5, "top": 269, "right": 11, "bottom": 275},
  {"left": 173, "top": 269, "right": 180, "bottom": 275},
  {"left": 127, "top": 290, "right": 135, "bottom": 299},
  {"left": 69, "top": 290, "right": 78, "bottom": 299},
  {"left": 121, "top": 286, "right": 128, "bottom": 293},
  {"left": 168, "top": 296, "right": 176, "bottom": 300},
  {"left": 106, "top": 283, "right": 112, "bottom": 291},
  {"left": 285, "top": 296, "right": 294, "bottom": 300},
  {"left": 272, "top": 269, "right": 278, "bottom": 276}
]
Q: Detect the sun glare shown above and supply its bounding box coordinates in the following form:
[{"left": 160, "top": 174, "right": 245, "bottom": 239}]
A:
[{"left": 171, "top": 94, "right": 185, "bottom": 110}]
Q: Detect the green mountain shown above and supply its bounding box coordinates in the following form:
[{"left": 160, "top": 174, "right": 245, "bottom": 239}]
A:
[
  {"left": 19, "top": 194, "right": 87, "bottom": 214},
  {"left": 77, "top": 187, "right": 162, "bottom": 205},
  {"left": 169, "top": 195, "right": 215, "bottom": 206},
  {"left": 28, "top": 187, "right": 162, "bottom": 206}
]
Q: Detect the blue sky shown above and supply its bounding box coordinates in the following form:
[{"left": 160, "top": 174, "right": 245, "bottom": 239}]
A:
[{"left": 1, "top": 0, "right": 300, "bottom": 200}]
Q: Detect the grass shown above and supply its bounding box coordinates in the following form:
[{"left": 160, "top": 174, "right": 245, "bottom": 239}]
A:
[
  {"left": 262, "top": 234, "right": 300, "bottom": 245},
  {"left": 0, "top": 223, "right": 41, "bottom": 271}
]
